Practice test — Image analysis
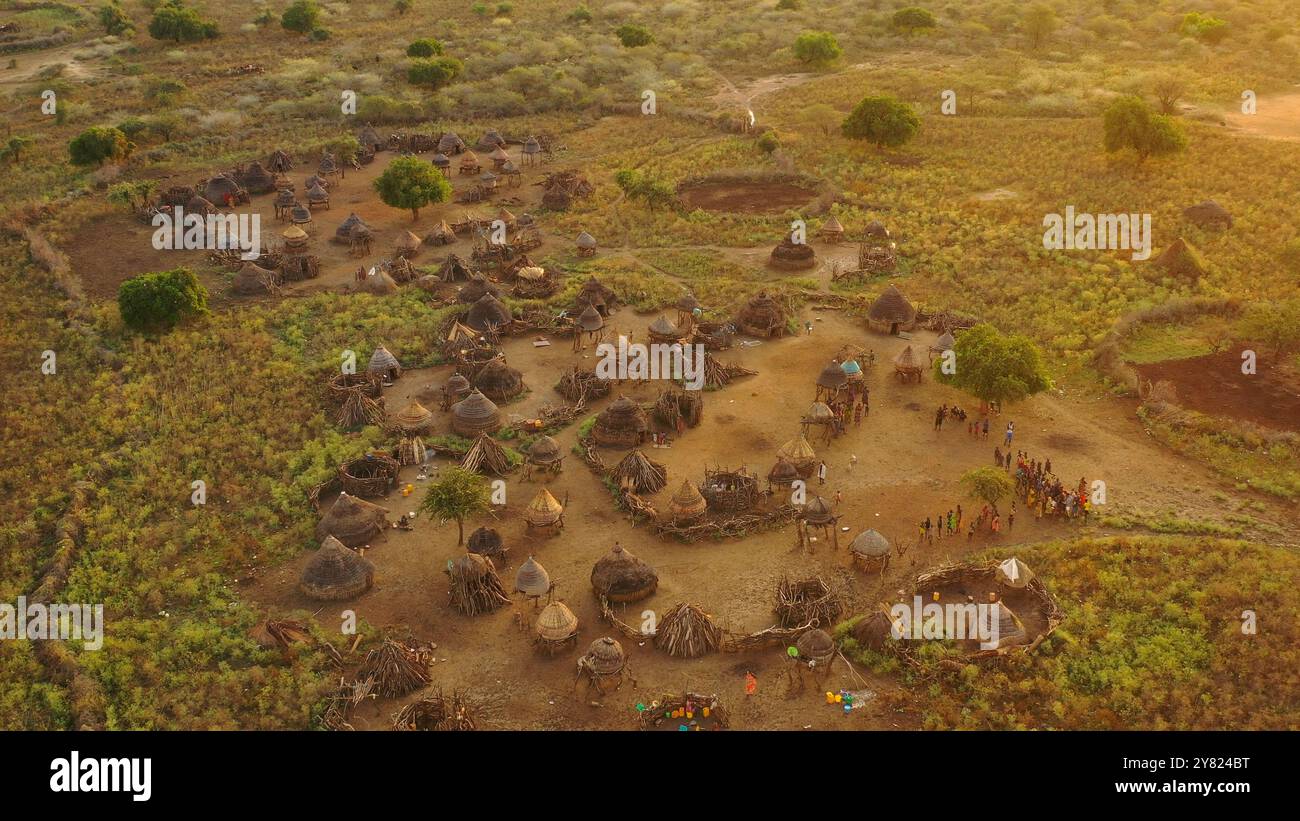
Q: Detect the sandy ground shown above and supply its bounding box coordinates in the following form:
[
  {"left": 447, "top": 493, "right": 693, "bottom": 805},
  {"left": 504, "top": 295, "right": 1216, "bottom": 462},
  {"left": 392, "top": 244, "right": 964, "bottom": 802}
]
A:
[
  {"left": 244, "top": 309, "right": 1296, "bottom": 730},
  {"left": 1222, "top": 91, "right": 1300, "bottom": 142}
]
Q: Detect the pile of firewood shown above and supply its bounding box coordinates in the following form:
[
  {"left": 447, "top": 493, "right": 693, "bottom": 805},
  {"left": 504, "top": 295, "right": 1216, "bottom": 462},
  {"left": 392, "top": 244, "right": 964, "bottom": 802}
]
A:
[
  {"left": 610, "top": 450, "right": 667, "bottom": 494},
  {"left": 393, "top": 690, "right": 480, "bottom": 731},
  {"left": 654, "top": 602, "right": 722, "bottom": 658},
  {"left": 356, "top": 639, "right": 433, "bottom": 698},
  {"left": 459, "top": 433, "right": 515, "bottom": 476},
  {"left": 337, "top": 390, "right": 385, "bottom": 428},
  {"left": 653, "top": 504, "right": 798, "bottom": 543},
  {"left": 702, "top": 353, "right": 756, "bottom": 388},
  {"left": 774, "top": 576, "right": 843, "bottom": 629}
]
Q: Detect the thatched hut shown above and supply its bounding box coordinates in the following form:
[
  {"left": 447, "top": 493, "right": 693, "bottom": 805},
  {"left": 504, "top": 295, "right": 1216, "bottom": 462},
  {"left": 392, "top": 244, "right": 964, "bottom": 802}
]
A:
[
  {"left": 577, "top": 637, "right": 630, "bottom": 694},
  {"left": 359, "top": 269, "right": 398, "bottom": 296},
  {"left": 996, "top": 557, "right": 1035, "bottom": 589},
  {"left": 446, "top": 553, "right": 510, "bottom": 616},
  {"left": 576, "top": 304, "right": 604, "bottom": 334},
  {"left": 281, "top": 224, "right": 310, "bottom": 252},
  {"left": 467, "top": 526, "right": 507, "bottom": 563},
  {"left": 534, "top": 600, "right": 579, "bottom": 654},
  {"left": 489, "top": 145, "right": 511, "bottom": 170},
  {"left": 766, "top": 457, "right": 801, "bottom": 491},
  {"left": 591, "top": 543, "right": 658, "bottom": 603},
  {"left": 438, "top": 131, "right": 466, "bottom": 155},
  {"left": 477, "top": 129, "right": 506, "bottom": 151},
  {"left": 426, "top": 220, "right": 456, "bottom": 246},
  {"left": 392, "top": 401, "right": 435, "bottom": 434},
  {"left": 667, "top": 478, "right": 707, "bottom": 523},
  {"left": 202, "top": 173, "right": 246, "bottom": 206},
  {"left": 473, "top": 358, "right": 525, "bottom": 401},
  {"left": 522, "top": 135, "right": 541, "bottom": 165},
  {"left": 290, "top": 203, "right": 313, "bottom": 225},
  {"left": 460, "top": 433, "right": 513, "bottom": 476},
  {"left": 452, "top": 390, "right": 503, "bottom": 436},
  {"left": 1153, "top": 237, "right": 1207, "bottom": 279},
  {"left": 819, "top": 215, "right": 845, "bottom": 242},
  {"left": 316, "top": 492, "right": 389, "bottom": 547},
  {"left": 358, "top": 123, "right": 384, "bottom": 152},
  {"left": 459, "top": 150, "right": 482, "bottom": 175},
  {"left": 653, "top": 387, "right": 703, "bottom": 430},
  {"left": 514, "top": 556, "right": 552, "bottom": 603},
  {"left": 574, "top": 275, "right": 617, "bottom": 316},
  {"left": 334, "top": 213, "right": 372, "bottom": 244},
  {"left": 735, "top": 290, "right": 790, "bottom": 338},
  {"left": 240, "top": 161, "right": 276, "bottom": 195},
  {"left": 268, "top": 149, "right": 294, "bottom": 173},
  {"left": 524, "top": 435, "right": 564, "bottom": 476},
  {"left": 300, "top": 536, "right": 375, "bottom": 601},
  {"left": 611, "top": 450, "right": 667, "bottom": 494},
  {"left": 576, "top": 230, "right": 597, "bottom": 257},
  {"left": 367, "top": 345, "right": 402, "bottom": 381},
  {"left": 396, "top": 230, "right": 422, "bottom": 259},
  {"left": 431, "top": 153, "right": 451, "bottom": 177},
  {"left": 815, "top": 360, "right": 849, "bottom": 400},
  {"left": 456, "top": 279, "right": 501, "bottom": 308},
  {"left": 439, "top": 254, "right": 475, "bottom": 283},
  {"left": 524, "top": 487, "right": 565, "bottom": 535},
  {"left": 555, "top": 367, "right": 611, "bottom": 402},
  {"left": 592, "top": 395, "right": 649, "bottom": 448},
  {"left": 930, "top": 330, "right": 955, "bottom": 356},
  {"left": 849, "top": 529, "right": 891, "bottom": 573},
  {"left": 185, "top": 194, "right": 219, "bottom": 216},
  {"left": 465, "top": 293, "right": 513, "bottom": 333},
  {"left": 655, "top": 603, "right": 721, "bottom": 658},
  {"left": 232, "top": 261, "right": 279, "bottom": 296},
  {"left": 769, "top": 237, "right": 816, "bottom": 270},
  {"left": 647, "top": 315, "right": 682, "bottom": 344},
  {"left": 867, "top": 284, "right": 916, "bottom": 334},
  {"left": 794, "top": 628, "right": 836, "bottom": 667},
  {"left": 776, "top": 434, "right": 817, "bottom": 477},
  {"left": 893, "top": 345, "right": 923, "bottom": 383}
]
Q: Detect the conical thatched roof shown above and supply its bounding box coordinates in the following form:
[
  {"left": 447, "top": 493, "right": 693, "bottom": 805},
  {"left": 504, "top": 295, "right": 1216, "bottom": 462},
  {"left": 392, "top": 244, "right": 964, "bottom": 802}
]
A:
[
  {"left": 368, "top": 345, "right": 401, "bottom": 376},
  {"left": 576, "top": 230, "right": 597, "bottom": 249},
  {"left": 290, "top": 204, "right": 312, "bottom": 224},
  {"left": 648, "top": 315, "right": 680, "bottom": 338},
  {"left": 523, "top": 136, "right": 541, "bottom": 155},
  {"left": 535, "top": 601, "right": 578, "bottom": 642},
  {"left": 300, "top": 535, "right": 375, "bottom": 601},
  {"left": 489, "top": 146, "right": 510, "bottom": 162},
  {"left": 868, "top": 284, "right": 915, "bottom": 323},
  {"left": 232, "top": 261, "right": 277, "bottom": 296},
  {"left": 795, "top": 628, "right": 835, "bottom": 663},
  {"left": 282, "top": 225, "right": 308, "bottom": 242},
  {"left": 610, "top": 449, "right": 667, "bottom": 494},
  {"left": 460, "top": 432, "right": 513, "bottom": 476},
  {"left": 1153, "top": 237, "right": 1207, "bottom": 279},
  {"left": 335, "top": 212, "right": 371, "bottom": 242},
  {"left": 438, "top": 132, "right": 465, "bottom": 154},
  {"left": 893, "top": 345, "right": 920, "bottom": 369},
  {"left": 524, "top": 487, "right": 564, "bottom": 526},
  {"left": 822, "top": 215, "right": 844, "bottom": 234},
  {"left": 305, "top": 183, "right": 329, "bottom": 203},
  {"left": 816, "top": 360, "right": 848, "bottom": 390},
  {"left": 591, "top": 543, "right": 658, "bottom": 602},
  {"left": 360, "top": 269, "right": 399, "bottom": 295},
  {"left": 241, "top": 161, "right": 275, "bottom": 194},
  {"left": 458, "top": 276, "right": 502, "bottom": 304},
  {"left": 185, "top": 194, "right": 218, "bottom": 215},
  {"left": 582, "top": 637, "right": 625, "bottom": 676},
  {"left": 275, "top": 188, "right": 296, "bottom": 207},
  {"left": 426, "top": 220, "right": 456, "bottom": 245},
  {"left": 465, "top": 293, "right": 513, "bottom": 332},
  {"left": 478, "top": 129, "right": 505, "bottom": 150},
  {"left": 675, "top": 293, "right": 700, "bottom": 313},
  {"left": 806, "top": 401, "right": 834, "bottom": 422},
  {"left": 473, "top": 358, "right": 525, "bottom": 401},
  {"left": 850, "top": 530, "right": 890, "bottom": 558},
  {"left": 593, "top": 395, "right": 649, "bottom": 446},
  {"left": 202, "top": 174, "right": 243, "bottom": 203},
  {"left": 767, "top": 457, "right": 800, "bottom": 484},
  {"left": 447, "top": 552, "right": 510, "bottom": 616},
  {"left": 933, "top": 331, "right": 955, "bottom": 352},
  {"left": 802, "top": 495, "right": 835, "bottom": 525},
  {"left": 667, "top": 478, "right": 707, "bottom": 520},
  {"left": 576, "top": 304, "right": 604, "bottom": 332},
  {"left": 996, "top": 557, "right": 1035, "bottom": 589},
  {"left": 864, "top": 220, "right": 891, "bottom": 240},
  {"left": 777, "top": 434, "right": 816, "bottom": 462},
  {"left": 514, "top": 556, "right": 551, "bottom": 597},
  {"left": 358, "top": 123, "right": 382, "bottom": 147},
  {"left": 305, "top": 173, "right": 330, "bottom": 191},
  {"left": 393, "top": 401, "right": 434, "bottom": 433},
  {"left": 459, "top": 150, "right": 480, "bottom": 168},
  {"left": 316, "top": 492, "right": 389, "bottom": 547},
  {"left": 452, "top": 390, "right": 502, "bottom": 436},
  {"left": 736, "top": 289, "right": 790, "bottom": 335},
  {"left": 431, "top": 152, "right": 450, "bottom": 168},
  {"left": 467, "top": 526, "right": 506, "bottom": 560},
  {"left": 397, "top": 230, "right": 422, "bottom": 252},
  {"left": 439, "top": 254, "right": 474, "bottom": 282},
  {"left": 526, "top": 435, "right": 562, "bottom": 465}
]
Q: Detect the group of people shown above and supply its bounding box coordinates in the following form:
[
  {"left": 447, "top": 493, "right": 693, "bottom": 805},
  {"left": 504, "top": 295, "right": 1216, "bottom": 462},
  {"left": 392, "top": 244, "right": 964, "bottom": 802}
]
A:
[
  {"left": 932, "top": 403, "right": 970, "bottom": 431},
  {"left": 1013, "top": 453, "right": 1091, "bottom": 521},
  {"left": 917, "top": 499, "right": 1017, "bottom": 545}
]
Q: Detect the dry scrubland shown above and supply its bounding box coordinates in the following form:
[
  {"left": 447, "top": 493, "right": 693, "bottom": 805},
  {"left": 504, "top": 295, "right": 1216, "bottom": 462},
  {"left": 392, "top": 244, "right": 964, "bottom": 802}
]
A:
[{"left": 1, "top": 0, "right": 1298, "bottom": 729}]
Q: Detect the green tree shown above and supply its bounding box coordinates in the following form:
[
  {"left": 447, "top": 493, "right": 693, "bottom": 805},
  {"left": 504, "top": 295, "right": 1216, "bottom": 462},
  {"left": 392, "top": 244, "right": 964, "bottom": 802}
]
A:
[
  {"left": 0, "top": 135, "right": 33, "bottom": 164},
  {"left": 1149, "top": 69, "right": 1190, "bottom": 115},
  {"left": 841, "top": 95, "right": 920, "bottom": 148},
  {"left": 613, "top": 168, "right": 675, "bottom": 210},
  {"left": 1020, "top": 3, "right": 1058, "bottom": 50},
  {"left": 98, "top": 1, "right": 134, "bottom": 36},
  {"left": 281, "top": 0, "right": 320, "bottom": 34},
  {"left": 792, "top": 30, "right": 841, "bottom": 66},
  {"left": 934, "top": 323, "right": 1052, "bottom": 407},
  {"left": 148, "top": 1, "right": 218, "bottom": 42},
  {"left": 419, "top": 467, "right": 491, "bottom": 545},
  {"left": 615, "top": 24, "right": 653, "bottom": 48},
  {"left": 406, "top": 37, "right": 443, "bottom": 57},
  {"left": 1180, "top": 12, "right": 1228, "bottom": 45},
  {"left": 1103, "top": 95, "right": 1187, "bottom": 162},
  {"left": 373, "top": 155, "right": 452, "bottom": 220},
  {"left": 117, "top": 268, "right": 209, "bottom": 332},
  {"left": 892, "top": 7, "right": 937, "bottom": 33},
  {"left": 1239, "top": 299, "right": 1300, "bottom": 359},
  {"left": 68, "top": 126, "right": 130, "bottom": 166},
  {"left": 107, "top": 180, "right": 158, "bottom": 213},
  {"left": 407, "top": 56, "right": 463, "bottom": 89},
  {"left": 961, "top": 467, "right": 1014, "bottom": 507}
]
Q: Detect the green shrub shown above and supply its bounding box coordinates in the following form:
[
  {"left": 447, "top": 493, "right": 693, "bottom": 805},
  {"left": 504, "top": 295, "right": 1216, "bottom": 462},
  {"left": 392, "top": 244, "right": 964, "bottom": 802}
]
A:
[
  {"left": 280, "top": 0, "right": 320, "bottom": 34},
  {"left": 615, "top": 23, "right": 653, "bottom": 48},
  {"left": 408, "top": 56, "right": 463, "bottom": 89},
  {"left": 68, "top": 126, "right": 129, "bottom": 166},
  {"left": 792, "top": 30, "right": 841, "bottom": 65},
  {"left": 117, "top": 268, "right": 209, "bottom": 332},
  {"left": 406, "top": 37, "right": 443, "bottom": 57},
  {"left": 841, "top": 95, "right": 920, "bottom": 147},
  {"left": 147, "top": 1, "right": 218, "bottom": 42}
]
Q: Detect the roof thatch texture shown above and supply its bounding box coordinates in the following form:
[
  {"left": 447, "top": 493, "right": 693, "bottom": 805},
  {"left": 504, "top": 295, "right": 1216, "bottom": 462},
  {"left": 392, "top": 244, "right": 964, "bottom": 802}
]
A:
[
  {"left": 535, "top": 601, "right": 579, "bottom": 643},
  {"left": 473, "top": 358, "right": 525, "bottom": 401},
  {"left": 514, "top": 556, "right": 551, "bottom": 598},
  {"left": 452, "top": 390, "right": 503, "bottom": 437},
  {"left": 591, "top": 544, "right": 659, "bottom": 603},
  {"left": 867, "top": 284, "right": 916, "bottom": 324},
  {"left": 592, "top": 395, "right": 648, "bottom": 447},
  {"left": 446, "top": 553, "right": 510, "bottom": 616},
  {"left": 465, "top": 293, "right": 513, "bottom": 332},
  {"left": 300, "top": 536, "right": 375, "bottom": 601},
  {"left": 610, "top": 450, "right": 668, "bottom": 494},
  {"left": 524, "top": 487, "right": 564, "bottom": 527},
  {"left": 392, "top": 401, "right": 435, "bottom": 434},
  {"left": 655, "top": 603, "right": 721, "bottom": 658},
  {"left": 467, "top": 526, "right": 507, "bottom": 561},
  {"left": 667, "top": 478, "right": 707, "bottom": 521},
  {"left": 316, "top": 492, "right": 389, "bottom": 547}
]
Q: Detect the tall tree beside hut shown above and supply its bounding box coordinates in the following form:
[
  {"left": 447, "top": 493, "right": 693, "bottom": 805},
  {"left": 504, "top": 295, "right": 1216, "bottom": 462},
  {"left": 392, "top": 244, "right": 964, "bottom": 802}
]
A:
[
  {"left": 374, "top": 156, "right": 452, "bottom": 221},
  {"left": 934, "top": 323, "right": 1051, "bottom": 409},
  {"left": 419, "top": 467, "right": 491, "bottom": 546}
]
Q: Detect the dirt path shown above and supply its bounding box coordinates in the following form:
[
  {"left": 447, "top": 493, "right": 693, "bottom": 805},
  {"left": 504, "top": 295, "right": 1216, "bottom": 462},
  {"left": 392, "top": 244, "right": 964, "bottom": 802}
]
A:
[{"left": 1222, "top": 90, "right": 1300, "bottom": 143}]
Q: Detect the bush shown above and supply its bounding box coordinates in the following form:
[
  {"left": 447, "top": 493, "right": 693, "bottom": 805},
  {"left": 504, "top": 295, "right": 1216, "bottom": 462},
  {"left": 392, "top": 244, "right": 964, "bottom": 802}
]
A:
[
  {"left": 615, "top": 23, "right": 653, "bottom": 48},
  {"left": 309, "top": 27, "right": 330, "bottom": 41},
  {"left": 792, "top": 30, "right": 841, "bottom": 65},
  {"left": 98, "top": 1, "right": 134, "bottom": 36},
  {"left": 281, "top": 0, "right": 320, "bottom": 34},
  {"left": 841, "top": 95, "right": 920, "bottom": 148},
  {"left": 408, "top": 56, "right": 463, "bottom": 89},
  {"left": 406, "top": 38, "right": 443, "bottom": 57},
  {"left": 568, "top": 5, "right": 591, "bottom": 23},
  {"left": 147, "top": 1, "right": 218, "bottom": 42},
  {"left": 892, "top": 7, "right": 937, "bottom": 32},
  {"left": 1103, "top": 95, "right": 1187, "bottom": 162},
  {"left": 1180, "top": 12, "right": 1228, "bottom": 45},
  {"left": 756, "top": 131, "right": 780, "bottom": 154},
  {"left": 117, "top": 268, "right": 209, "bottom": 332},
  {"left": 68, "top": 126, "right": 129, "bottom": 166}
]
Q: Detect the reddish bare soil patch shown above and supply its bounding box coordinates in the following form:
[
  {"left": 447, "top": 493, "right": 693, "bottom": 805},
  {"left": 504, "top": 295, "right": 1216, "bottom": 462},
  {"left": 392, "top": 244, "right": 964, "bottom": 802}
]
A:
[
  {"left": 678, "top": 180, "right": 817, "bottom": 214},
  {"left": 1134, "top": 348, "right": 1300, "bottom": 432}
]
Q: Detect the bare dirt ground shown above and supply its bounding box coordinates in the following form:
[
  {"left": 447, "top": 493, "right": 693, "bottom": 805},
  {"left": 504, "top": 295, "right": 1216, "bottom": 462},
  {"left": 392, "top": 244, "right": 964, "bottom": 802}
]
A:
[
  {"left": 678, "top": 180, "right": 819, "bottom": 214},
  {"left": 1135, "top": 347, "right": 1300, "bottom": 432},
  {"left": 245, "top": 311, "right": 1295, "bottom": 730},
  {"left": 1222, "top": 90, "right": 1300, "bottom": 142}
]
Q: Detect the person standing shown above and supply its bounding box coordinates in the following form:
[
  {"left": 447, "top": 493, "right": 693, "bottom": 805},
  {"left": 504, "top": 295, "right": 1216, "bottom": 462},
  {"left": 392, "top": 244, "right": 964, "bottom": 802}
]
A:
[
  {"left": 848, "top": 453, "right": 858, "bottom": 472},
  {"left": 982, "top": 418, "right": 990, "bottom": 440},
  {"left": 817, "top": 461, "right": 827, "bottom": 485},
  {"left": 1004, "top": 421, "right": 1014, "bottom": 448}
]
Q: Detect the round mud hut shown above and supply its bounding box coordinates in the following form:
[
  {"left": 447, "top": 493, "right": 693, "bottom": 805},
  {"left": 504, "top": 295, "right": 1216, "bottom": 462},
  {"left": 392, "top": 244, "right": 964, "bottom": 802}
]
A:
[
  {"left": 300, "top": 535, "right": 375, "bottom": 601},
  {"left": 316, "top": 492, "right": 389, "bottom": 547},
  {"left": 524, "top": 435, "right": 564, "bottom": 476},
  {"left": 451, "top": 390, "right": 503, "bottom": 437},
  {"left": 465, "top": 293, "right": 513, "bottom": 333},
  {"left": 590, "top": 543, "right": 659, "bottom": 603},
  {"left": 577, "top": 637, "right": 630, "bottom": 693},
  {"left": 735, "top": 290, "right": 790, "bottom": 338},
  {"left": 769, "top": 237, "right": 816, "bottom": 270},
  {"left": 592, "top": 395, "right": 649, "bottom": 448},
  {"left": 473, "top": 358, "right": 525, "bottom": 402},
  {"left": 867, "top": 284, "right": 916, "bottom": 335},
  {"left": 850, "top": 529, "right": 891, "bottom": 573}
]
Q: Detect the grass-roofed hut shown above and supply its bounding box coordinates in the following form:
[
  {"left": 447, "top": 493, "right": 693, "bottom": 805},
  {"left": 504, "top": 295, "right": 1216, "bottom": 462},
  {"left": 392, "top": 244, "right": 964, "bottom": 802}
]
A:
[
  {"left": 611, "top": 449, "right": 668, "bottom": 494},
  {"left": 735, "top": 290, "right": 790, "bottom": 338},
  {"left": 524, "top": 487, "right": 565, "bottom": 535},
  {"left": 667, "top": 478, "right": 708, "bottom": 523},
  {"left": 467, "top": 526, "right": 508, "bottom": 564},
  {"left": 534, "top": 600, "right": 579, "bottom": 655},
  {"left": 592, "top": 395, "right": 649, "bottom": 448},
  {"left": 591, "top": 543, "right": 658, "bottom": 603},
  {"left": 316, "top": 492, "right": 389, "bottom": 547},
  {"left": 769, "top": 237, "right": 816, "bottom": 270},
  {"left": 867, "top": 284, "right": 916, "bottom": 335},
  {"left": 465, "top": 293, "right": 513, "bottom": 333},
  {"left": 452, "top": 390, "right": 503, "bottom": 437},
  {"left": 300, "top": 536, "right": 375, "bottom": 601},
  {"left": 473, "top": 358, "right": 525, "bottom": 401}
]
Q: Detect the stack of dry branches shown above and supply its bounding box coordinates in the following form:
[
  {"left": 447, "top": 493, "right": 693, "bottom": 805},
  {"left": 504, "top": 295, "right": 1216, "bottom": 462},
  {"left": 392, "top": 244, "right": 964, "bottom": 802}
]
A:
[
  {"left": 653, "top": 504, "right": 798, "bottom": 543},
  {"left": 337, "top": 389, "right": 385, "bottom": 427},
  {"left": 393, "top": 690, "right": 480, "bottom": 731},
  {"left": 774, "top": 576, "right": 843, "bottom": 629},
  {"left": 460, "top": 433, "right": 515, "bottom": 476},
  {"left": 654, "top": 603, "right": 722, "bottom": 658},
  {"left": 355, "top": 639, "right": 433, "bottom": 698}
]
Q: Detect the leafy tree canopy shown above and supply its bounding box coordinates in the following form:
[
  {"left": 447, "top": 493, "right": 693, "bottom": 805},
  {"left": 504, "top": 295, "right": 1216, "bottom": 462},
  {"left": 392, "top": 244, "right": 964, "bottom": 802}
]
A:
[
  {"left": 117, "top": 268, "right": 209, "bottom": 332},
  {"left": 841, "top": 95, "right": 920, "bottom": 148},
  {"left": 373, "top": 155, "right": 452, "bottom": 220},
  {"left": 934, "top": 322, "right": 1052, "bottom": 405},
  {"left": 1103, "top": 95, "right": 1187, "bottom": 162},
  {"left": 419, "top": 467, "right": 491, "bottom": 545}
]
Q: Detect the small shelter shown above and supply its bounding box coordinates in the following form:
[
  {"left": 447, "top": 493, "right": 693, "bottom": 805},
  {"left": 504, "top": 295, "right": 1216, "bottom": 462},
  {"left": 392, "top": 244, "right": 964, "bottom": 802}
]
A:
[
  {"left": 574, "top": 275, "right": 617, "bottom": 316},
  {"left": 850, "top": 530, "right": 891, "bottom": 573},
  {"left": 437, "top": 132, "right": 466, "bottom": 155},
  {"left": 735, "top": 290, "right": 790, "bottom": 338},
  {"left": 396, "top": 231, "right": 422, "bottom": 259},
  {"left": 798, "top": 496, "right": 840, "bottom": 550},
  {"left": 647, "top": 315, "right": 682, "bottom": 344},
  {"left": 232, "top": 261, "right": 279, "bottom": 296},
  {"left": 815, "top": 360, "right": 849, "bottom": 401},
  {"left": 431, "top": 153, "right": 451, "bottom": 177},
  {"left": 666, "top": 479, "right": 707, "bottom": 523},
  {"left": 523, "top": 435, "right": 564, "bottom": 478},
  {"left": 893, "top": 345, "right": 923, "bottom": 383},
  {"left": 577, "top": 638, "right": 632, "bottom": 695},
  {"left": 465, "top": 293, "right": 513, "bottom": 333},
  {"left": 473, "top": 358, "right": 525, "bottom": 401},
  {"left": 334, "top": 213, "right": 372, "bottom": 244},
  {"left": 367, "top": 345, "right": 402, "bottom": 381},
  {"left": 611, "top": 450, "right": 668, "bottom": 494},
  {"left": 867, "top": 284, "right": 916, "bottom": 335},
  {"left": 819, "top": 215, "right": 845, "bottom": 242},
  {"left": 392, "top": 401, "right": 435, "bottom": 435},
  {"left": 426, "top": 220, "right": 456, "bottom": 245},
  {"left": 358, "top": 123, "right": 384, "bottom": 153},
  {"left": 521, "top": 136, "right": 542, "bottom": 166},
  {"left": 316, "top": 492, "right": 389, "bottom": 547},
  {"left": 460, "top": 433, "right": 513, "bottom": 476},
  {"left": 300, "top": 535, "right": 375, "bottom": 601},
  {"left": 776, "top": 434, "right": 817, "bottom": 477},
  {"left": 996, "top": 557, "right": 1035, "bottom": 590},
  {"left": 514, "top": 556, "right": 552, "bottom": 605},
  {"left": 240, "top": 161, "right": 276, "bottom": 195},
  {"left": 523, "top": 487, "right": 565, "bottom": 535},
  {"left": 592, "top": 395, "right": 649, "bottom": 448},
  {"left": 769, "top": 237, "right": 816, "bottom": 270},
  {"left": 575, "top": 231, "right": 597, "bottom": 257},
  {"left": 534, "top": 601, "right": 579, "bottom": 655},
  {"left": 590, "top": 543, "right": 658, "bottom": 603},
  {"left": 451, "top": 390, "right": 503, "bottom": 437},
  {"left": 467, "top": 526, "right": 507, "bottom": 563},
  {"left": 767, "top": 457, "right": 801, "bottom": 492},
  {"left": 459, "top": 150, "right": 482, "bottom": 175},
  {"left": 446, "top": 553, "right": 510, "bottom": 616}
]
